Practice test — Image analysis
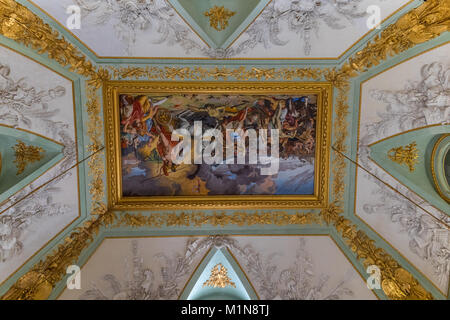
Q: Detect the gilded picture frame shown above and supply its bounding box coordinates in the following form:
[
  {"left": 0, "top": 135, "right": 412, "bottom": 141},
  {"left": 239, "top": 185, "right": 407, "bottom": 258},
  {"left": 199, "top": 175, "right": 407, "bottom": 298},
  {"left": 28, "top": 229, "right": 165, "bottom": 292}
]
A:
[{"left": 104, "top": 81, "right": 332, "bottom": 210}]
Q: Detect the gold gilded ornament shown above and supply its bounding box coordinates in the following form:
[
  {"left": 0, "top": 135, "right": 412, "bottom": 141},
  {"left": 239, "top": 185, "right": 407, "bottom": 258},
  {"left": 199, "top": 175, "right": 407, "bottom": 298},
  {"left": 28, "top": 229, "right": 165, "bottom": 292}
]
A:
[
  {"left": 12, "top": 140, "right": 45, "bottom": 175},
  {"left": 1, "top": 271, "right": 52, "bottom": 300},
  {"left": 381, "top": 268, "right": 433, "bottom": 300},
  {"left": 388, "top": 142, "right": 419, "bottom": 172},
  {"left": 109, "top": 66, "right": 325, "bottom": 81},
  {"left": 320, "top": 204, "right": 434, "bottom": 300},
  {"left": 204, "top": 6, "right": 236, "bottom": 31},
  {"left": 203, "top": 263, "right": 236, "bottom": 288},
  {"left": 114, "top": 211, "right": 322, "bottom": 228}
]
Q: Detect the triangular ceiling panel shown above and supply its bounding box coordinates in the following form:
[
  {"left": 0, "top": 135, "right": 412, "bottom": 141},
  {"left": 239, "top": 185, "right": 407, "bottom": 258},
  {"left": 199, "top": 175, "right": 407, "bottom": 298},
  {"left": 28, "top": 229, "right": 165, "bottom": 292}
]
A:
[
  {"left": 180, "top": 247, "right": 258, "bottom": 300},
  {"left": 169, "top": 0, "right": 271, "bottom": 48},
  {"left": 0, "top": 126, "right": 64, "bottom": 204},
  {"left": 369, "top": 125, "right": 450, "bottom": 215}
]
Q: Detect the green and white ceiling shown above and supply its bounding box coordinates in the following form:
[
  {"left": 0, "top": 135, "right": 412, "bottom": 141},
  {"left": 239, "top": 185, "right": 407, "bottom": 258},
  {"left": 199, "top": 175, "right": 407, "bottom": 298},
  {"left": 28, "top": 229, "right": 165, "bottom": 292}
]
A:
[{"left": 0, "top": 0, "right": 448, "bottom": 300}]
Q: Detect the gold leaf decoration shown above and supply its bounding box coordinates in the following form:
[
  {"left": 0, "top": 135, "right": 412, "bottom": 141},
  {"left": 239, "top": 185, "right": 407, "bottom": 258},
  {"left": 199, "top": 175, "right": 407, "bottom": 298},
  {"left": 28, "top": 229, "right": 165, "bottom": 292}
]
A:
[
  {"left": 0, "top": 0, "right": 108, "bottom": 87},
  {"left": 109, "top": 66, "right": 325, "bottom": 81},
  {"left": 1, "top": 204, "right": 113, "bottom": 300},
  {"left": 12, "top": 140, "right": 44, "bottom": 175},
  {"left": 328, "top": 0, "right": 450, "bottom": 85},
  {"left": 320, "top": 204, "right": 434, "bottom": 300},
  {"left": 203, "top": 263, "right": 236, "bottom": 288},
  {"left": 2, "top": 271, "right": 52, "bottom": 300},
  {"left": 388, "top": 142, "right": 419, "bottom": 172},
  {"left": 204, "top": 6, "right": 236, "bottom": 31},
  {"left": 85, "top": 85, "right": 105, "bottom": 205},
  {"left": 114, "top": 211, "right": 322, "bottom": 228}
]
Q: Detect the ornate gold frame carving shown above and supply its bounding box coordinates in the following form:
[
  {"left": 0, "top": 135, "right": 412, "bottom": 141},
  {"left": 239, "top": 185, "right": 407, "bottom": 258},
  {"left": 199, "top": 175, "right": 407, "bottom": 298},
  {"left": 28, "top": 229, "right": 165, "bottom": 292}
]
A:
[
  {"left": 431, "top": 133, "right": 450, "bottom": 203},
  {"left": 104, "top": 81, "right": 332, "bottom": 210}
]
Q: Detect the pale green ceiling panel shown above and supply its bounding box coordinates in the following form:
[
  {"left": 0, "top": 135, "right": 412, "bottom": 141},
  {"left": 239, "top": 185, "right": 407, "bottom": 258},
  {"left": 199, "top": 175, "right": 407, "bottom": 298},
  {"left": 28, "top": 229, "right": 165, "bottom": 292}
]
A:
[
  {"left": 180, "top": 247, "right": 258, "bottom": 300},
  {"left": 169, "top": 0, "right": 270, "bottom": 48},
  {"left": 0, "top": 125, "right": 64, "bottom": 204},
  {"left": 369, "top": 125, "right": 450, "bottom": 215}
]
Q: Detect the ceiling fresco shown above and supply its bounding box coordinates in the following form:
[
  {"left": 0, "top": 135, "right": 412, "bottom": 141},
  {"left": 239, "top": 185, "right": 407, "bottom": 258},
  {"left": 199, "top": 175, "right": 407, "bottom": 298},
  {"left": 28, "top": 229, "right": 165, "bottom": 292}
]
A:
[
  {"left": 103, "top": 81, "right": 332, "bottom": 210},
  {"left": 0, "top": 0, "right": 448, "bottom": 301}
]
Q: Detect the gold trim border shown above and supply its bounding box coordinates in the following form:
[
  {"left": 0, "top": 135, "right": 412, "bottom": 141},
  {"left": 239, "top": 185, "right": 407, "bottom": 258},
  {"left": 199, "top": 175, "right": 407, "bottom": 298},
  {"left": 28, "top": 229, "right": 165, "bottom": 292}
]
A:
[
  {"left": 104, "top": 81, "right": 332, "bottom": 210},
  {"left": 431, "top": 133, "right": 450, "bottom": 203}
]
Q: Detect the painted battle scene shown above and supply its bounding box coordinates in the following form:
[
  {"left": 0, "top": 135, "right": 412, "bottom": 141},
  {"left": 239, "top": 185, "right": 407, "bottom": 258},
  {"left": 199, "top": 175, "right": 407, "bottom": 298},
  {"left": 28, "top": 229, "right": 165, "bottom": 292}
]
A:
[{"left": 119, "top": 93, "right": 317, "bottom": 196}]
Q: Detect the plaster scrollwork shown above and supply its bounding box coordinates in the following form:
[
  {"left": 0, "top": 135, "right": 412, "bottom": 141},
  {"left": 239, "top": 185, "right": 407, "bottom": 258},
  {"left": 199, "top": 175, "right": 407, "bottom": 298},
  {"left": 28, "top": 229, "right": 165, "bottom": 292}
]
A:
[
  {"left": 229, "top": 237, "right": 354, "bottom": 300},
  {"left": 0, "top": 62, "right": 76, "bottom": 262},
  {"left": 79, "top": 236, "right": 226, "bottom": 300},
  {"left": 78, "top": 236, "right": 354, "bottom": 300},
  {"left": 358, "top": 62, "right": 450, "bottom": 288},
  {"left": 363, "top": 62, "right": 450, "bottom": 140},
  {"left": 73, "top": 0, "right": 203, "bottom": 56},
  {"left": 235, "top": 0, "right": 373, "bottom": 56},
  {"left": 72, "top": 0, "right": 382, "bottom": 57}
]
